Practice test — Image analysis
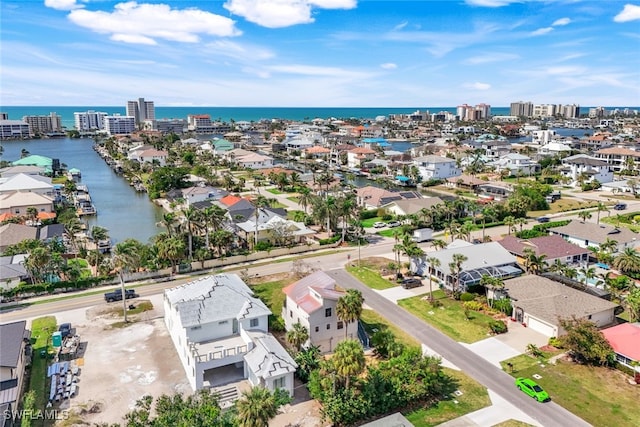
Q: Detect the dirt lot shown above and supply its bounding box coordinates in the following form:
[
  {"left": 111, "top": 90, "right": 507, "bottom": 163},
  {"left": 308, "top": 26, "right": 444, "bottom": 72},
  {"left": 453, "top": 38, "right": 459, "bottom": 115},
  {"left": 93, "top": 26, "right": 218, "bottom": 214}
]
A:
[{"left": 52, "top": 293, "right": 191, "bottom": 425}]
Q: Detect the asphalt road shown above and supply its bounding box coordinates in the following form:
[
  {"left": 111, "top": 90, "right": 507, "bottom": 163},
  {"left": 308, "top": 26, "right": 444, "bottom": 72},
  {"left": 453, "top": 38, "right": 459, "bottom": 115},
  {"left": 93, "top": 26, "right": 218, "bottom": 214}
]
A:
[{"left": 329, "top": 268, "right": 591, "bottom": 427}]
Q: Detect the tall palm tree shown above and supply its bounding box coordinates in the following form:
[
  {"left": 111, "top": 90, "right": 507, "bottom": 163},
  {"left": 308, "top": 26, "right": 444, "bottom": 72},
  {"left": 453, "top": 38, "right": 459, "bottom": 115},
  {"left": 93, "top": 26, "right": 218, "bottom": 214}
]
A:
[
  {"left": 155, "top": 233, "right": 186, "bottom": 274},
  {"left": 112, "top": 239, "right": 141, "bottom": 323},
  {"left": 503, "top": 216, "right": 516, "bottom": 236},
  {"left": 613, "top": 247, "right": 640, "bottom": 274},
  {"left": 235, "top": 386, "right": 278, "bottom": 427},
  {"left": 201, "top": 205, "right": 226, "bottom": 251},
  {"left": 514, "top": 217, "right": 527, "bottom": 234},
  {"left": 331, "top": 339, "right": 365, "bottom": 390},
  {"left": 449, "top": 253, "right": 468, "bottom": 298},
  {"left": 90, "top": 226, "right": 109, "bottom": 276},
  {"left": 286, "top": 322, "right": 309, "bottom": 352},
  {"left": 180, "top": 207, "right": 200, "bottom": 260},
  {"left": 579, "top": 265, "right": 597, "bottom": 288},
  {"left": 431, "top": 239, "right": 447, "bottom": 251},
  {"left": 426, "top": 256, "right": 441, "bottom": 304},
  {"left": 595, "top": 202, "right": 608, "bottom": 224},
  {"left": 577, "top": 210, "right": 592, "bottom": 222},
  {"left": 158, "top": 212, "right": 178, "bottom": 237},
  {"left": 298, "top": 186, "right": 313, "bottom": 214},
  {"left": 522, "top": 248, "right": 547, "bottom": 275},
  {"left": 600, "top": 238, "right": 618, "bottom": 254},
  {"left": 336, "top": 289, "right": 364, "bottom": 339}
]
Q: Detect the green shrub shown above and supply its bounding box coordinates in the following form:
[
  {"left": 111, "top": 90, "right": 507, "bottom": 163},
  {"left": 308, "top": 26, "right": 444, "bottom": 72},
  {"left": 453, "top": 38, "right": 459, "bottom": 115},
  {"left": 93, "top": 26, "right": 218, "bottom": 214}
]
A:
[
  {"left": 255, "top": 241, "right": 272, "bottom": 251},
  {"left": 381, "top": 214, "right": 392, "bottom": 221},
  {"left": 548, "top": 336, "right": 564, "bottom": 348},
  {"left": 490, "top": 320, "right": 508, "bottom": 334},
  {"left": 462, "top": 301, "right": 483, "bottom": 311},
  {"left": 319, "top": 235, "right": 341, "bottom": 245},
  {"left": 492, "top": 298, "right": 513, "bottom": 316},
  {"left": 460, "top": 292, "right": 475, "bottom": 302},
  {"left": 359, "top": 209, "right": 378, "bottom": 220}
]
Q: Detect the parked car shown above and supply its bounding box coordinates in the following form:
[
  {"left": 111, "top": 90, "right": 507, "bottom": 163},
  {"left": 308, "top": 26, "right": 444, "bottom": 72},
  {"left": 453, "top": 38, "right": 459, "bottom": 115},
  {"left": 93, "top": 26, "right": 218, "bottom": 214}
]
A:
[
  {"left": 104, "top": 288, "right": 139, "bottom": 303},
  {"left": 515, "top": 377, "right": 550, "bottom": 402},
  {"left": 614, "top": 203, "right": 627, "bottom": 210},
  {"left": 58, "top": 323, "right": 72, "bottom": 339},
  {"left": 401, "top": 278, "right": 423, "bottom": 289},
  {"left": 536, "top": 216, "right": 551, "bottom": 223},
  {"left": 386, "top": 221, "right": 401, "bottom": 228},
  {"left": 373, "top": 221, "right": 386, "bottom": 228}
]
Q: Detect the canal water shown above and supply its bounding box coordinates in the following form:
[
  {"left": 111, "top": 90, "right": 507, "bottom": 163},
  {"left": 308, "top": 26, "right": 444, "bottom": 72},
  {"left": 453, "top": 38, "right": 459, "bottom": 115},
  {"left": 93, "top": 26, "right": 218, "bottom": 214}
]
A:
[{"left": 1, "top": 138, "right": 164, "bottom": 244}]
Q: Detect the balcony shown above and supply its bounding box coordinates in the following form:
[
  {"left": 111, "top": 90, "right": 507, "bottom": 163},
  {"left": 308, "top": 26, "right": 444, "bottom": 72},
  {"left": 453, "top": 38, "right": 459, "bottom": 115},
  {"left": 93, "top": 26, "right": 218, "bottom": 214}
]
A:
[{"left": 192, "top": 335, "right": 249, "bottom": 364}]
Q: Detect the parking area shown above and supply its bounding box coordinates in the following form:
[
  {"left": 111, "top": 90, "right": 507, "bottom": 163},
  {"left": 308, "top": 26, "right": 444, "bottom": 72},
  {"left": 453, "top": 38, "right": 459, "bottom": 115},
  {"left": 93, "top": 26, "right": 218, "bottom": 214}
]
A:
[{"left": 49, "top": 293, "right": 191, "bottom": 424}]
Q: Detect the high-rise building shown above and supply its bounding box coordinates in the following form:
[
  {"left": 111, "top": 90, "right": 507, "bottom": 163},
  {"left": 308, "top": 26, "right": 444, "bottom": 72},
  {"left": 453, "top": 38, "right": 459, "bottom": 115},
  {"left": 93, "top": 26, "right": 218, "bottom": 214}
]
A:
[
  {"left": 561, "top": 104, "right": 580, "bottom": 119},
  {"left": 105, "top": 114, "right": 136, "bottom": 135},
  {"left": 126, "top": 97, "right": 155, "bottom": 126},
  {"left": 22, "top": 112, "right": 63, "bottom": 135},
  {"left": 533, "top": 104, "right": 557, "bottom": 117},
  {"left": 510, "top": 101, "right": 533, "bottom": 117},
  {"left": 475, "top": 103, "right": 491, "bottom": 120},
  {"left": 74, "top": 110, "right": 108, "bottom": 131}
]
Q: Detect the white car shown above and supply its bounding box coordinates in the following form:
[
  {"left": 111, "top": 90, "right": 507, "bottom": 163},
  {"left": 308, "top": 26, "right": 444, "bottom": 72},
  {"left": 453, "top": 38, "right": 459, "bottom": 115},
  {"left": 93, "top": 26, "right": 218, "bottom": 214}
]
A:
[
  {"left": 373, "top": 221, "right": 386, "bottom": 228},
  {"left": 387, "top": 221, "right": 401, "bottom": 228}
]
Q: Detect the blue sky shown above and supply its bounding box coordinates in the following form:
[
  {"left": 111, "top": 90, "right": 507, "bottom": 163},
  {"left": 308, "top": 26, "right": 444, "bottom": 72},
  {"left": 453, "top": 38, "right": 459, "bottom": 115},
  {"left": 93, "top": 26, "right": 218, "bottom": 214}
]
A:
[{"left": 1, "top": 0, "right": 639, "bottom": 107}]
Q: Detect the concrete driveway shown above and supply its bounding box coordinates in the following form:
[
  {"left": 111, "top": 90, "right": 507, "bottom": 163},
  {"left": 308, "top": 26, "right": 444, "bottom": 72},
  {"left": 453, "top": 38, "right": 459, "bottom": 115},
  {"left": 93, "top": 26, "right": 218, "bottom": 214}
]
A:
[
  {"left": 495, "top": 319, "right": 549, "bottom": 353},
  {"left": 461, "top": 338, "right": 521, "bottom": 368},
  {"left": 376, "top": 285, "right": 429, "bottom": 303}
]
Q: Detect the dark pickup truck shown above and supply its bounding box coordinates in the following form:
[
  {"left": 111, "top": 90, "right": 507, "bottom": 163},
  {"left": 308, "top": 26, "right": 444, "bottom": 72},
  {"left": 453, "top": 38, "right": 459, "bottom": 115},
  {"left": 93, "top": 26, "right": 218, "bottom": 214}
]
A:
[{"left": 104, "top": 288, "right": 139, "bottom": 303}]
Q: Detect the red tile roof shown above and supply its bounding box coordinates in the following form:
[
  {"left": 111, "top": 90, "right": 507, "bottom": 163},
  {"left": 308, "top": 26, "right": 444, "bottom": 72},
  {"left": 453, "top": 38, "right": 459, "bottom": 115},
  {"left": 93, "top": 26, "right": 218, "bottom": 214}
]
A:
[
  {"left": 601, "top": 323, "right": 640, "bottom": 360},
  {"left": 219, "top": 194, "right": 242, "bottom": 207}
]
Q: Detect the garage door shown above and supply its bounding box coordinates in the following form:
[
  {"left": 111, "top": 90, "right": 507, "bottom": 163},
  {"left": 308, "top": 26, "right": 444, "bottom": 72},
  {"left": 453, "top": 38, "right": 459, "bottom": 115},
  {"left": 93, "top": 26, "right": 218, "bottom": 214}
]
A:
[{"left": 527, "top": 316, "right": 556, "bottom": 337}]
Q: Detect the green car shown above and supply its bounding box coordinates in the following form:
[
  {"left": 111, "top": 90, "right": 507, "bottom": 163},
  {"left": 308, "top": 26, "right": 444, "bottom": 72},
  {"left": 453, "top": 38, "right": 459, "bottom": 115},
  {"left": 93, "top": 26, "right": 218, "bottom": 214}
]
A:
[{"left": 515, "top": 377, "right": 550, "bottom": 402}]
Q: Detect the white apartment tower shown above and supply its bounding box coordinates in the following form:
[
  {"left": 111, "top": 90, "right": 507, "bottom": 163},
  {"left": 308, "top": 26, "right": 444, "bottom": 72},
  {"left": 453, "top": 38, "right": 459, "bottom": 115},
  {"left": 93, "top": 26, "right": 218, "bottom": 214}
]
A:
[
  {"left": 74, "top": 110, "right": 108, "bottom": 131},
  {"left": 126, "top": 98, "right": 155, "bottom": 125},
  {"left": 105, "top": 114, "right": 136, "bottom": 135}
]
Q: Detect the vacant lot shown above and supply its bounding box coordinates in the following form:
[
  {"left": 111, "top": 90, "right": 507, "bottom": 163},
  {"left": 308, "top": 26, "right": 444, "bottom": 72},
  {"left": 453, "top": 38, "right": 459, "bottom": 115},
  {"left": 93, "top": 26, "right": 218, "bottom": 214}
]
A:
[{"left": 52, "top": 294, "right": 191, "bottom": 425}]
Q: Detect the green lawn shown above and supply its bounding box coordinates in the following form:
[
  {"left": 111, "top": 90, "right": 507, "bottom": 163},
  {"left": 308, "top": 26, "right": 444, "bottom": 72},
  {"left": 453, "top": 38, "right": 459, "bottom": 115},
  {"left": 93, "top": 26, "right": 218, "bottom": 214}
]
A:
[
  {"left": 266, "top": 188, "right": 283, "bottom": 195},
  {"left": 529, "top": 199, "right": 601, "bottom": 217},
  {"left": 361, "top": 217, "right": 384, "bottom": 228},
  {"left": 28, "top": 316, "right": 57, "bottom": 413},
  {"left": 346, "top": 265, "right": 398, "bottom": 290},
  {"left": 405, "top": 368, "right": 491, "bottom": 427},
  {"left": 377, "top": 229, "right": 396, "bottom": 237},
  {"left": 360, "top": 309, "right": 420, "bottom": 349},
  {"left": 500, "top": 356, "right": 640, "bottom": 427},
  {"left": 398, "top": 291, "right": 497, "bottom": 343},
  {"left": 286, "top": 196, "right": 300, "bottom": 203},
  {"left": 251, "top": 280, "right": 290, "bottom": 314}
]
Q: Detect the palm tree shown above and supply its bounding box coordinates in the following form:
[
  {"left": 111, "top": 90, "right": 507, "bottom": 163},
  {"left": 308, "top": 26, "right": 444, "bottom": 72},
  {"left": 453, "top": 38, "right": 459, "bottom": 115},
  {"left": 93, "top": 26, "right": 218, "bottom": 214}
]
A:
[
  {"left": 431, "top": 239, "right": 447, "bottom": 251},
  {"left": 449, "top": 253, "right": 468, "bottom": 298},
  {"left": 600, "top": 238, "right": 618, "bottom": 254},
  {"left": 201, "top": 205, "right": 226, "bottom": 252},
  {"left": 180, "top": 207, "right": 200, "bottom": 260},
  {"left": 158, "top": 212, "right": 178, "bottom": 237},
  {"left": 579, "top": 265, "right": 596, "bottom": 288},
  {"left": 503, "top": 216, "right": 516, "bottom": 236},
  {"left": 480, "top": 275, "right": 504, "bottom": 307},
  {"left": 155, "top": 234, "right": 186, "bottom": 274},
  {"left": 522, "top": 248, "right": 547, "bottom": 275},
  {"left": 112, "top": 239, "right": 141, "bottom": 323},
  {"left": 613, "top": 247, "right": 640, "bottom": 274},
  {"left": 514, "top": 217, "right": 527, "bottom": 234},
  {"left": 90, "top": 226, "right": 109, "bottom": 276},
  {"left": 336, "top": 289, "right": 364, "bottom": 339},
  {"left": 595, "top": 202, "right": 608, "bottom": 224},
  {"left": 235, "top": 386, "right": 278, "bottom": 427},
  {"left": 286, "top": 322, "right": 309, "bottom": 352},
  {"left": 426, "top": 256, "right": 441, "bottom": 304},
  {"left": 331, "top": 339, "right": 365, "bottom": 390},
  {"left": 549, "top": 259, "right": 565, "bottom": 274},
  {"left": 298, "top": 186, "right": 313, "bottom": 214},
  {"left": 577, "top": 210, "right": 592, "bottom": 222}
]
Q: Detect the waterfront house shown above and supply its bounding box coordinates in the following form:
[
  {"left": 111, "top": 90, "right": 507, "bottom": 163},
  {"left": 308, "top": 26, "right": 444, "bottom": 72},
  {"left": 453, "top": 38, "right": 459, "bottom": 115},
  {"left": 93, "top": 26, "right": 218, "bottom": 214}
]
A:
[
  {"left": 347, "top": 146, "right": 377, "bottom": 169},
  {"left": 548, "top": 220, "right": 638, "bottom": 250},
  {"left": 410, "top": 240, "right": 522, "bottom": 292},
  {"left": 0, "top": 165, "right": 46, "bottom": 179},
  {"left": 128, "top": 146, "right": 168, "bottom": 167},
  {"left": 0, "top": 192, "right": 55, "bottom": 221},
  {"left": 11, "top": 155, "right": 54, "bottom": 175},
  {"left": 477, "top": 181, "right": 514, "bottom": 201},
  {"left": 282, "top": 271, "right": 359, "bottom": 353},
  {"left": 504, "top": 275, "right": 618, "bottom": 337},
  {"left": 538, "top": 142, "right": 572, "bottom": 156},
  {"left": 0, "top": 173, "right": 54, "bottom": 197},
  {"left": 234, "top": 153, "right": 274, "bottom": 170},
  {"left": 412, "top": 155, "right": 461, "bottom": 181},
  {"left": 559, "top": 154, "right": 613, "bottom": 187},
  {"left": 355, "top": 186, "right": 421, "bottom": 210},
  {"left": 381, "top": 197, "right": 444, "bottom": 217},
  {"left": 164, "top": 274, "right": 297, "bottom": 394},
  {"left": 497, "top": 235, "right": 590, "bottom": 267},
  {"left": 0, "top": 321, "right": 31, "bottom": 407}
]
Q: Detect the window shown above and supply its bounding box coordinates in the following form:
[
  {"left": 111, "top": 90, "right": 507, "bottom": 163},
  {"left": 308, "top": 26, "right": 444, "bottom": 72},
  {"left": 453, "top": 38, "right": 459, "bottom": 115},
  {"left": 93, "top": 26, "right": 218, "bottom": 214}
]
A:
[
  {"left": 337, "top": 321, "right": 344, "bottom": 330},
  {"left": 190, "top": 326, "right": 201, "bottom": 331},
  {"left": 325, "top": 308, "right": 332, "bottom": 317},
  {"left": 326, "top": 324, "right": 330, "bottom": 330},
  {"left": 273, "top": 376, "right": 285, "bottom": 389},
  {"left": 218, "top": 320, "right": 228, "bottom": 325},
  {"left": 315, "top": 326, "right": 319, "bottom": 333},
  {"left": 289, "top": 310, "right": 293, "bottom": 318},
  {"left": 250, "top": 318, "right": 259, "bottom": 328}
]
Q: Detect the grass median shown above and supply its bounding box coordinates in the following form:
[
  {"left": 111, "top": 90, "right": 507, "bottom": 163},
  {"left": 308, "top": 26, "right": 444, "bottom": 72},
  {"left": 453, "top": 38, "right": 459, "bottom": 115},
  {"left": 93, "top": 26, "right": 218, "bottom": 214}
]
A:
[{"left": 27, "top": 316, "right": 57, "bottom": 414}]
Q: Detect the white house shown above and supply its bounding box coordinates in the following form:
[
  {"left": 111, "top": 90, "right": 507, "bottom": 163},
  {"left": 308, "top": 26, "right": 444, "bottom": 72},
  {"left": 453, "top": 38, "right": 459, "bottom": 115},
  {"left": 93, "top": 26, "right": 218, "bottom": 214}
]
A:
[
  {"left": 490, "top": 153, "right": 539, "bottom": 176},
  {"left": 282, "top": 271, "right": 358, "bottom": 353},
  {"left": 548, "top": 220, "right": 639, "bottom": 251},
  {"left": 164, "top": 274, "right": 297, "bottom": 395},
  {"left": 234, "top": 153, "right": 274, "bottom": 169},
  {"left": 128, "top": 147, "right": 168, "bottom": 166},
  {"left": 560, "top": 154, "right": 613, "bottom": 187},
  {"left": 412, "top": 155, "right": 461, "bottom": 181},
  {"left": 532, "top": 130, "right": 557, "bottom": 145},
  {"left": 0, "top": 173, "right": 53, "bottom": 197},
  {"left": 347, "top": 147, "right": 377, "bottom": 169}
]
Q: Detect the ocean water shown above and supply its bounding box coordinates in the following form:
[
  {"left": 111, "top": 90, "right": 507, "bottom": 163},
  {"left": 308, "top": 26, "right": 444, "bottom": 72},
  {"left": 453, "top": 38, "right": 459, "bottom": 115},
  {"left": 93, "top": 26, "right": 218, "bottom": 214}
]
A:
[{"left": 1, "top": 106, "right": 512, "bottom": 129}]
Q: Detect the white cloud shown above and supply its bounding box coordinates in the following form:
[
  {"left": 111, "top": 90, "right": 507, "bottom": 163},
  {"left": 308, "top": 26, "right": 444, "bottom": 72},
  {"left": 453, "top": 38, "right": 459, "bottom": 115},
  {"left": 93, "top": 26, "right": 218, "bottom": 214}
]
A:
[
  {"left": 67, "top": 2, "right": 241, "bottom": 45},
  {"left": 223, "top": 0, "right": 356, "bottom": 28},
  {"left": 393, "top": 21, "right": 408, "bottom": 31},
  {"left": 380, "top": 63, "right": 397, "bottom": 70},
  {"left": 465, "top": 0, "right": 520, "bottom": 7},
  {"left": 267, "top": 64, "right": 371, "bottom": 79},
  {"left": 530, "top": 27, "right": 554, "bottom": 36},
  {"left": 44, "top": 0, "right": 83, "bottom": 11},
  {"left": 464, "top": 52, "right": 519, "bottom": 64},
  {"left": 552, "top": 17, "right": 571, "bottom": 26},
  {"left": 464, "top": 82, "right": 491, "bottom": 90},
  {"left": 614, "top": 4, "right": 640, "bottom": 22}
]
